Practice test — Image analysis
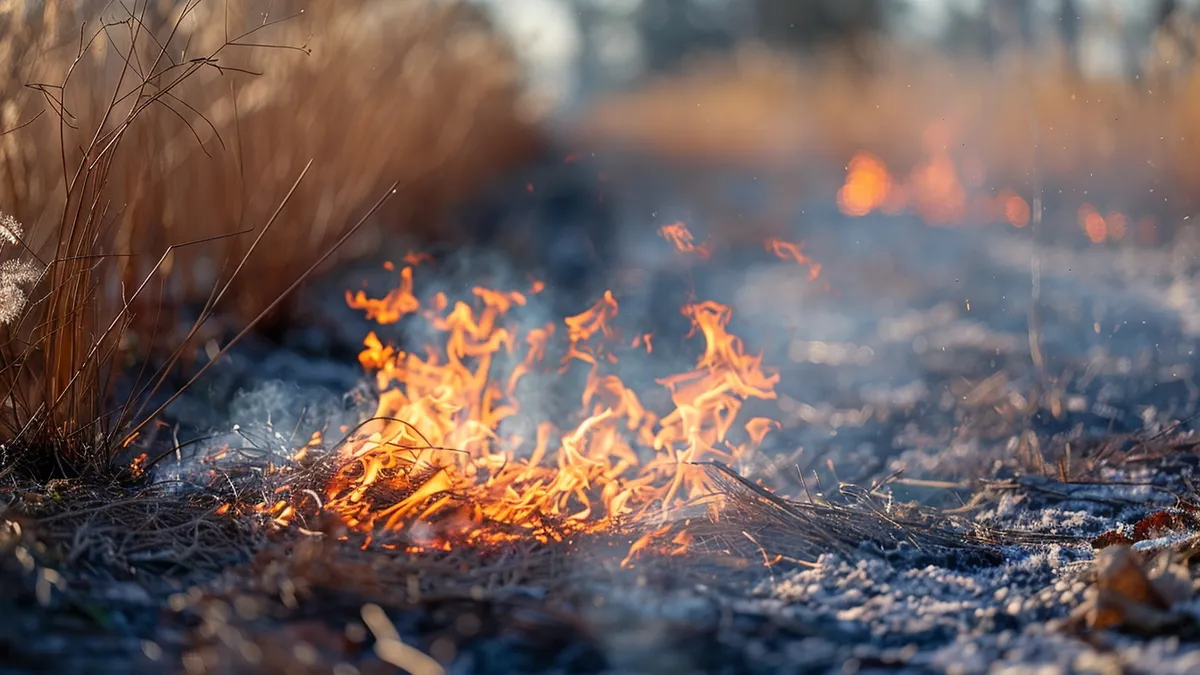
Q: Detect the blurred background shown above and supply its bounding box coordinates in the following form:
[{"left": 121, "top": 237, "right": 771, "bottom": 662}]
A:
[
  {"left": 484, "top": 0, "right": 1196, "bottom": 109},
  {"left": 453, "top": 0, "right": 1200, "bottom": 263}
]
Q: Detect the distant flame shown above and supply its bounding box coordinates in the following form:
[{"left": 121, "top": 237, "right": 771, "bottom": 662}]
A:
[
  {"left": 999, "top": 189, "right": 1031, "bottom": 228},
  {"left": 837, "top": 152, "right": 894, "bottom": 217},
  {"left": 836, "top": 145, "right": 1142, "bottom": 245},
  {"left": 1078, "top": 204, "right": 1131, "bottom": 244}
]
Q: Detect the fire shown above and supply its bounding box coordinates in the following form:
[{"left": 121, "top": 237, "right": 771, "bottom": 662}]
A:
[
  {"left": 312, "top": 255, "right": 799, "bottom": 559},
  {"left": 839, "top": 149, "right": 977, "bottom": 225},
  {"left": 346, "top": 264, "right": 420, "bottom": 325},
  {"left": 659, "top": 221, "right": 712, "bottom": 258},
  {"left": 837, "top": 149, "right": 1036, "bottom": 231},
  {"left": 835, "top": 145, "right": 1153, "bottom": 245},
  {"left": 764, "top": 238, "right": 821, "bottom": 280},
  {"left": 1000, "top": 189, "right": 1031, "bottom": 228},
  {"left": 1078, "top": 204, "right": 1130, "bottom": 243},
  {"left": 837, "top": 152, "right": 894, "bottom": 217}
]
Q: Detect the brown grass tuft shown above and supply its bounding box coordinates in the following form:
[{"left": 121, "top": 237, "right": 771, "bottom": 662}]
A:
[{"left": 0, "top": 0, "right": 539, "bottom": 478}]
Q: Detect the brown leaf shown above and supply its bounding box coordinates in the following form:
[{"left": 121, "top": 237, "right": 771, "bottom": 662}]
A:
[
  {"left": 1082, "top": 545, "right": 1193, "bottom": 634},
  {"left": 1095, "top": 546, "right": 1170, "bottom": 612}
]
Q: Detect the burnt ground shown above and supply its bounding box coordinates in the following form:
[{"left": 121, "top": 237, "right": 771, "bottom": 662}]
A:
[{"left": 9, "top": 174, "right": 1200, "bottom": 673}]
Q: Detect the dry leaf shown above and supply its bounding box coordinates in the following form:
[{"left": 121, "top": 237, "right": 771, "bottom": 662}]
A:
[{"left": 1076, "top": 545, "right": 1194, "bottom": 634}]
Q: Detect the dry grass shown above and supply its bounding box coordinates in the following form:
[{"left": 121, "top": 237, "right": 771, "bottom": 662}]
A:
[
  {"left": 4, "top": 0, "right": 537, "bottom": 315},
  {"left": 578, "top": 37, "right": 1200, "bottom": 231},
  {"left": 4, "top": 479, "right": 254, "bottom": 574},
  {"left": 0, "top": 0, "right": 539, "bottom": 477}
]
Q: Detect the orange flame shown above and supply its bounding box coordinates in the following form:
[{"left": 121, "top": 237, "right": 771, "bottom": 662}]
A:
[
  {"left": 659, "top": 222, "right": 712, "bottom": 259},
  {"left": 403, "top": 251, "right": 434, "bottom": 266},
  {"left": 837, "top": 118, "right": 1149, "bottom": 246},
  {"left": 837, "top": 144, "right": 1041, "bottom": 232},
  {"left": 346, "top": 266, "right": 420, "bottom": 325},
  {"left": 764, "top": 238, "right": 821, "bottom": 280},
  {"left": 837, "top": 152, "right": 893, "bottom": 217},
  {"left": 315, "top": 261, "right": 784, "bottom": 561}
]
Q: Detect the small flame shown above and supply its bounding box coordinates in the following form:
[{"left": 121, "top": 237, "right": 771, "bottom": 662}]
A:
[
  {"left": 764, "top": 238, "right": 821, "bottom": 280},
  {"left": 403, "top": 252, "right": 434, "bottom": 267},
  {"left": 347, "top": 266, "right": 420, "bottom": 325},
  {"left": 632, "top": 332, "right": 653, "bottom": 354},
  {"left": 659, "top": 222, "right": 712, "bottom": 259},
  {"left": 128, "top": 452, "right": 148, "bottom": 478}
]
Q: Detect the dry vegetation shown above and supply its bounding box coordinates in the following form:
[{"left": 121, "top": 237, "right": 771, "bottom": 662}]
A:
[{"left": 0, "top": 0, "right": 539, "bottom": 478}]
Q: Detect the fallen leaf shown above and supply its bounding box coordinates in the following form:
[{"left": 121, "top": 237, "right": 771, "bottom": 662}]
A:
[{"left": 1075, "top": 545, "right": 1195, "bottom": 635}]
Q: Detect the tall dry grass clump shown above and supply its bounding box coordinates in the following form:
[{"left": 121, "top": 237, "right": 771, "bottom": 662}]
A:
[{"left": 0, "top": 0, "right": 539, "bottom": 479}]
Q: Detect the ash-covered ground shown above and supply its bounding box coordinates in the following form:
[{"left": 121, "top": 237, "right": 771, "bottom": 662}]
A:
[{"left": 9, "top": 162, "right": 1200, "bottom": 674}]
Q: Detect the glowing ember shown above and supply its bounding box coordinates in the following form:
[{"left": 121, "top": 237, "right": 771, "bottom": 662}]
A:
[{"left": 305, "top": 247, "right": 809, "bottom": 561}]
